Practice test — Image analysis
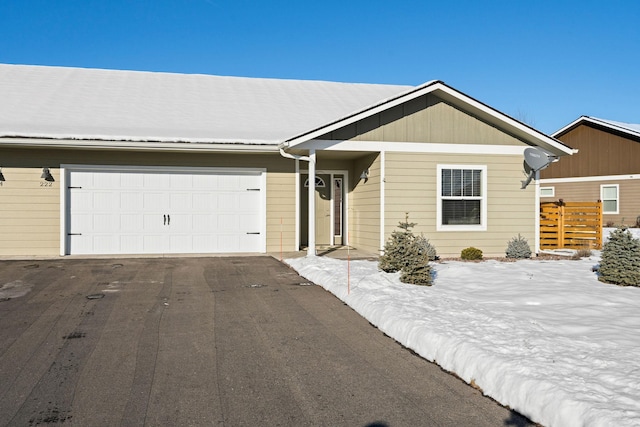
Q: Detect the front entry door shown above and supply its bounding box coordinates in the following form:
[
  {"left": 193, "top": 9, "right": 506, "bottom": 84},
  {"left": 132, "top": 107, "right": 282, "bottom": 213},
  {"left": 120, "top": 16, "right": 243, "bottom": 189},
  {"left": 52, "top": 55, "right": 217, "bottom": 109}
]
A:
[{"left": 300, "top": 173, "right": 332, "bottom": 248}]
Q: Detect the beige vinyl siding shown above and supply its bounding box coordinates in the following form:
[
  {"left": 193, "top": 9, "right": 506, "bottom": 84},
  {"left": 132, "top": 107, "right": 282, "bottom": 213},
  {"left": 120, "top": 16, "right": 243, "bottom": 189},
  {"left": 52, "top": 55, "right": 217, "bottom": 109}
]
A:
[
  {"left": 0, "top": 146, "right": 297, "bottom": 256},
  {"left": 385, "top": 153, "right": 536, "bottom": 257},
  {"left": 0, "top": 167, "right": 60, "bottom": 256},
  {"left": 265, "top": 170, "right": 296, "bottom": 253},
  {"left": 321, "top": 94, "right": 527, "bottom": 146},
  {"left": 541, "top": 179, "right": 640, "bottom": 226},
  {"left": 349, "top": 154, "right": 381, "bottom": 252}
]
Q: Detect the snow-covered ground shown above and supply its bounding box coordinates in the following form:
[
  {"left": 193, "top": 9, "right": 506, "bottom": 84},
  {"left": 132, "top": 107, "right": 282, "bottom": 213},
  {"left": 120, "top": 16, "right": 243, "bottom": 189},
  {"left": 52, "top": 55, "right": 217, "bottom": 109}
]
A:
[{"left": 286, "top": 233, "right": 640, "bottom": 427}]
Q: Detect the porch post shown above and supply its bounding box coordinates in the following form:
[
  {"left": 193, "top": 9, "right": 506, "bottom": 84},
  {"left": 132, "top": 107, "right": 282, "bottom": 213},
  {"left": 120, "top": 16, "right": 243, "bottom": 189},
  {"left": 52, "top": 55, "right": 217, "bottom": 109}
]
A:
[{"left": 307, "top": 149, "right": 316, "bottom": 256}]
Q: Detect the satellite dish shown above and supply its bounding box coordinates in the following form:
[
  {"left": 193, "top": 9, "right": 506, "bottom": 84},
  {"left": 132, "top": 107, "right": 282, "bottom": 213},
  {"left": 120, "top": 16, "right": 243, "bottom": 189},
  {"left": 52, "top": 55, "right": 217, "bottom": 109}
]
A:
[
  {"left": 521, "top": 147, "right": 555, "bottom": 189},
  {"left": 524, "top": 148, "right": 551, "bottom": 171}
]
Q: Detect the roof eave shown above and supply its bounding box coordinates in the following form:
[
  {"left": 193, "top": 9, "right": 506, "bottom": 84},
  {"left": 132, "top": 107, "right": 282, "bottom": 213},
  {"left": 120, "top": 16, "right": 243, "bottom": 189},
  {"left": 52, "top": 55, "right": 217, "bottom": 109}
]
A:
[{"left": 0, "top": 137, "right": 280, "bottom": 153}]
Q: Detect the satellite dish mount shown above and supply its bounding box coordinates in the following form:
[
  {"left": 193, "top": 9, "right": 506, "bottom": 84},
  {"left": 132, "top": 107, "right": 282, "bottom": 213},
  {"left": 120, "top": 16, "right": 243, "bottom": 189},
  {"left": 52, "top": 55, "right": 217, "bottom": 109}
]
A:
[{"left": 521, "top": 147, "right": 555, "bottom": 189}]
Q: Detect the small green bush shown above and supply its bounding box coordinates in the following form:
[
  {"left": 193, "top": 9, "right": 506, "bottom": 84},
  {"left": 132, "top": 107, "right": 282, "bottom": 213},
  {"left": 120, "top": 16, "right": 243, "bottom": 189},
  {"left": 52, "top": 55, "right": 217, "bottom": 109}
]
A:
[
  {"left": 379, "top": 214, "right": 433, "bottom": 286},
  {"left": 415, "top": 235, "right": 438, "bottom": 261},
  {"left": 574, "top": 247, "right": 592, "bottom": 259},
  {"left": 461, "top": 247, "right": 483, "bottom": 260},
  {"left": 505, "top": 234, "right": 532, "bottom": 259},
  {"left": 399, "top": 238, "right": 433, "bottom": 286},
  {"left": 379, "top": 217, "right": 417, "bottom": 273},
  {"left": 598, "top": 227, "right": 640, "bottom": 286}
]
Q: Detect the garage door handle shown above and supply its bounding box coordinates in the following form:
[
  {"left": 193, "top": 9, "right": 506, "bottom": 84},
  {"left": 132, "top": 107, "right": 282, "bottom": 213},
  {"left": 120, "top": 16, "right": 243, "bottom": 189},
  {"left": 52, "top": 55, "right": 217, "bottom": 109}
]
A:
[
  {"left": 68, "top": 233, "right": 82, "bottom": 236},
  {"left": 246, "top": 232, "right": 260, "bottom": 235}
]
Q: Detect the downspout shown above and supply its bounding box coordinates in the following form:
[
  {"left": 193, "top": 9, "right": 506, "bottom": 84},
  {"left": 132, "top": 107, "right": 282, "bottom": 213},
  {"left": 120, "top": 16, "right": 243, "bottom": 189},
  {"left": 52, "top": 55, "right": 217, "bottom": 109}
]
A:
[{"left": 279, "top": 145, "right": 316, "bottom": 256}]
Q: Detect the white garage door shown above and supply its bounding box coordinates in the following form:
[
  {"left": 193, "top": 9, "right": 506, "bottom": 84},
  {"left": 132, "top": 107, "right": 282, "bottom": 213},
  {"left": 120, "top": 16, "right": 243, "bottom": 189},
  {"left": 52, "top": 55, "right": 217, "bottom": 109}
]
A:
[{"left": 65, "top": 167, "right": 265, "bottom": 255}]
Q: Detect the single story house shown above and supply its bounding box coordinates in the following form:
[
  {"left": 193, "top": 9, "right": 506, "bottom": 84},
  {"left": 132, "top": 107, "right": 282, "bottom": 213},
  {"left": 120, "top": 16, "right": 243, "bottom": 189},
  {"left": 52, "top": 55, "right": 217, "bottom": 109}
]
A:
[
  {"left": 0, "top": 64, "right": 573, "bottom": 258},
  {"left": 540, "top": 116, "right": 640, "bottom": 226}
]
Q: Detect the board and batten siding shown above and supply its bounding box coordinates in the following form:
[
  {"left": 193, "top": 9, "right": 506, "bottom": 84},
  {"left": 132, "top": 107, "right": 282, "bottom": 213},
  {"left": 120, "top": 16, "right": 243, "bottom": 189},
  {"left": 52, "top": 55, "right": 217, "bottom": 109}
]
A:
[
  {"left": 384, "top": 152, "right": 536, "bottom": 257},
  {"left": 542, "top": 123, "right": 640, "bottom": 179},
  {"left": 541, "top": 178, "right": 640, "bottom": 226},
  {"left": 320, "top": 93, "right": 528, "bottom": 146},
  {"left": 0, "top": 146, "right": 297, "bottom": 256}
]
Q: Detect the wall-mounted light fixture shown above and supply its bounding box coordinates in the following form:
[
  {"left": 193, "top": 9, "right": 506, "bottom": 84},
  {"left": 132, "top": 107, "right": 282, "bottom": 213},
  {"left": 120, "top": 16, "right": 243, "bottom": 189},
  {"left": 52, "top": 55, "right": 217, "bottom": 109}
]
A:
[
  {"left": 0, "top": 168, "right": 5, "bottom": 182},
  {"left": 41, "top": 167, "right": 54, "bottom": 182},
  {"left": 359, "top": 169, "right": 369, "bottom": 182}
]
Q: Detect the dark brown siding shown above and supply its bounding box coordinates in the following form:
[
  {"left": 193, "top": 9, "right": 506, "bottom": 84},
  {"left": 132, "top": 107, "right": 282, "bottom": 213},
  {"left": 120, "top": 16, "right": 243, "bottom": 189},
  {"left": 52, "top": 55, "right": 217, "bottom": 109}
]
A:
[{"left": 541, "top": 123, "right": 640, "bottom": 178}]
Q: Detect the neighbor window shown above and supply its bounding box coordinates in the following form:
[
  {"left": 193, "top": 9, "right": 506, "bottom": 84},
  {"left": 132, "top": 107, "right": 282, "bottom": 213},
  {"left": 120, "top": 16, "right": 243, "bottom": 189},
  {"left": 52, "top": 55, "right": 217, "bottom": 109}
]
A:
[
  {"left": 601, "top": 184, "right": 619, "bottom": 214},
  {"left": 437, "top": 165, "right": 487, "bottom": 231},
  {"left": 540, "top": 187, "right": 555, "bottom": 197}
]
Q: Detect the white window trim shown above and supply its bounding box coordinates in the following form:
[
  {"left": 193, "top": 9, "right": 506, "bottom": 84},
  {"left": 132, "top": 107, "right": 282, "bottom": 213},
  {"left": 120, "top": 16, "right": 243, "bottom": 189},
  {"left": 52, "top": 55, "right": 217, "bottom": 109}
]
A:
[
  {"left": 600, "top": 184, "right": 619, "bottom": 214},
  {"left": 437, "top": 164, "right": 487, "bottom": 231},
  {"left": 540, "top": 186, "right": 555, "bottom": 197}
]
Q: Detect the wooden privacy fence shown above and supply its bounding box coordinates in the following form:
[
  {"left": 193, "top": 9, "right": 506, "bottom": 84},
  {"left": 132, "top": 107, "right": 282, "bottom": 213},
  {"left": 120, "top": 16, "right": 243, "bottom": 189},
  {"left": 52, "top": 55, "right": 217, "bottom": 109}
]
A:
[{"left": 540, "top": 201, "right": 603, "bottom": 250}]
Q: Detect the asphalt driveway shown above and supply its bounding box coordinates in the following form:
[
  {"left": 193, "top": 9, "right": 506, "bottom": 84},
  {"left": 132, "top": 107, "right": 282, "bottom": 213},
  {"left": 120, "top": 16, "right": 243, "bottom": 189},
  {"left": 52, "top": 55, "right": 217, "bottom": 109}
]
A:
[{"left": 0, "top": 256, "right": 532, "bottom": 426}]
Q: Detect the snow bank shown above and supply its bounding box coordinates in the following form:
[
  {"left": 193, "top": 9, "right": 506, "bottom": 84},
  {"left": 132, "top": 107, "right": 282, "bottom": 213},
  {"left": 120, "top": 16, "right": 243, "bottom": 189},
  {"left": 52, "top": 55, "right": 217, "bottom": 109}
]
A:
[{"left": 286, "top": 255, "right": 640, "bottom": 427}]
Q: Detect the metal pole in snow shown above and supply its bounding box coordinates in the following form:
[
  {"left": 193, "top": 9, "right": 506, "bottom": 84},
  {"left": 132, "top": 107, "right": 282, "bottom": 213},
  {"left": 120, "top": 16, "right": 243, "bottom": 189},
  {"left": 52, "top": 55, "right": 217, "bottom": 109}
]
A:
[
  {"left": 280, "top": 217, "right": 283, "bottom": 262},
  {"left": 347, "top": 232, "right": 350, "bottom": 295}
]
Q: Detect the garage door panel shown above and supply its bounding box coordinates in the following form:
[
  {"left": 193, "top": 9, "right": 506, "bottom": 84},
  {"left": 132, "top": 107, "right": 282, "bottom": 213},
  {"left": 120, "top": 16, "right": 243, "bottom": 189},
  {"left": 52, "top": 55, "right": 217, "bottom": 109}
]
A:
[
  {"left": 143, "top": 213, "right": 164, "bottom": 232},
  {"left": 121, "top": 192, "right": 143, "bottom": 211},
  {"left": 192, "top": 193, "right": 215, "bottom": 211},
  {"left": 120, "top": 235, "right": 143, "bottom": 253},
  {"left": 93, "top": 191, "right": 119, "bottom": 211},
  {"left": 143, "top": 173, "right": 165, "bottom": 190},
  {"left": 93, "top": 235, "right": 116, "bottom": 253},
  {"left": 69, "top": 171, "right": 94, "bottom": 188},
  {"left": 168, "top": 213, "right": 192, "bottom": 232},
  {"left": 239, "top": 192, "right": 260, "bottom": 210},
  {"left": 92, "top": 214, "right": 118, "bottom": 232},
  {"left": 70, "top": 192, "right": 93, "bottom": 211},
  {"left": 120, "top": 214, "right": 143, "bottom": 231},
  {"left": 143, "top": 234, "right": 168, "bottom": 252},
  {"left": 70, "top": 213, "right": 93, "bottom": 231},
  {"left": 169, "top": 174, "right": 193, "bottom": 189},
  {"left": 170, "top": 193, "right": 192, "bottom": 210},
  {"left": 143, "top": 192, "right": 166, "bottom": 211},
  {"left": 120, "top": 172, "right": 144, "bottom": 188},
  {"left": 93, "top": 172, "right": 120, "bottom": 189},
  {"left": 67, "top": 168, "right": 264, "bottom": 255}
]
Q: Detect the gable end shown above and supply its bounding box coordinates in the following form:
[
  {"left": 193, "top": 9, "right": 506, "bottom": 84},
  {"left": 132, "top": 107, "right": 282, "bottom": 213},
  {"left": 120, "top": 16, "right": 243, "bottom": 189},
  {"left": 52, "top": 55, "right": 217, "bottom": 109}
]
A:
[{"left": 318, "top": 94, "right": 530, "bottom": 147}]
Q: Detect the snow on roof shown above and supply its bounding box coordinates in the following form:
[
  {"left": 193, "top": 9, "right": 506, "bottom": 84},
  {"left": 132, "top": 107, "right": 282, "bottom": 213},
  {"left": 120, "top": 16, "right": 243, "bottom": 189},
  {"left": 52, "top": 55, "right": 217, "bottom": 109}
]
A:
[
  {"left": 589, "top": 116, "right": 640, "bottom": 136},
  {"left": 553, "top": 115, "right": 640, "bottom": 139},
  {"left": 0, "top": 64, "right": 411, "bottom": 145}
]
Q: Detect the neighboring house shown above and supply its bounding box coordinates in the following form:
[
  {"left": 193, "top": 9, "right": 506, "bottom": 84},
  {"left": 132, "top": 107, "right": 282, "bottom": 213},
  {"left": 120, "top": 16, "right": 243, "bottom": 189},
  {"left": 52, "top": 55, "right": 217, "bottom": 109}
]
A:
[
  {"left": 0, "top": 63, "right": 573, "bottom": 258},
  {"left": 540, "top": 116, "right": 640, "bottom": 226}
]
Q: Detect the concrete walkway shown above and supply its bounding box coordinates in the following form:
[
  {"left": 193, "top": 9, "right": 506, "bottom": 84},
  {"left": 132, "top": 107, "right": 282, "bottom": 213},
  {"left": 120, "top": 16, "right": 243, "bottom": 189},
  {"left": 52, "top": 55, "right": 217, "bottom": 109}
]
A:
[{"left": 0, "top": 257, "right": 532, "bottom": 426}]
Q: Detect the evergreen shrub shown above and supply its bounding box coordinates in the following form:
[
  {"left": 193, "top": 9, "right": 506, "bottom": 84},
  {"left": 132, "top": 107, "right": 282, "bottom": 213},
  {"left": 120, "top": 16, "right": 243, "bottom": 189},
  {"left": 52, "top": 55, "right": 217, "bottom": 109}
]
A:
[
  {"left": 505, "top": 234, "right": 532, "bottom": 259},
  {"left": 415, "top": 235, "right": 438, "bottom": 261},
  {"left": 598, "top": 227, "right": 640, "bottom": 286},
  {"left": 379, "top": 214, "right": 434, "bottom": 286},
  {"left": 461, "top": 247, "right": 483, "bottom": 260}
]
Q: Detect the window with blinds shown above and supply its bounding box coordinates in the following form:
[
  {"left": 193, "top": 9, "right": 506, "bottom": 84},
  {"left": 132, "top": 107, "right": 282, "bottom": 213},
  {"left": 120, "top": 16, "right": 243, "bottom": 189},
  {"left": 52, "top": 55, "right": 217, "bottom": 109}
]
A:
[{"left": 437, "top": 165, "right": 487, "bottom": 230}]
